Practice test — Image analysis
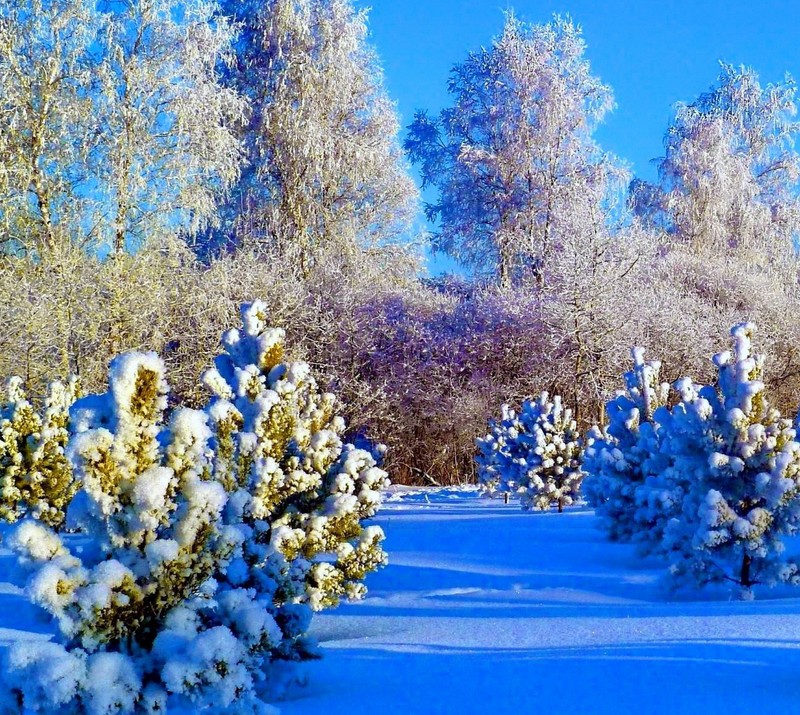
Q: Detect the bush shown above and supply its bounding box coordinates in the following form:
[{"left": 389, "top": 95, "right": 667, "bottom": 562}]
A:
[
  {"left": 0, "top": 375, "right": 80, "bottom": 528},
  {"left": 583, "top": 347, "right": 672, "bottom": 547},
  {"left": 587, "top": 324, "right": 800, "bottom": 598},
  {"left": 477, "top": 392, "right": 584, "bottom": 512},
  {"left": 344, "top": 281, "right": 548, "bottom": 485},
  {"left": 3, "top": 301, "right": 388, "bottom": 713}
]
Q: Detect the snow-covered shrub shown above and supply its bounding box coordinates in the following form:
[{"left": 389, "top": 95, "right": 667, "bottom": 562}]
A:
[
  {"left": 0, "top": 376, "right": 80, "bottom": 528},
  {"left": 660, "top": 323, "right": 800, "bottom": 596},
  {"left": 583, "top": 347, "right": 672, "bottom": 546},
  {"left": 3, "top": 352, "right": 253, "bottom": 713},
  {"left": 203, "top": 300, "right": 389, "bottom": 614},
  {"left": 477, "top": 392, "right": 583, "bottom": 512},
  {"left": 4, "top": 301, "right": 389, "bottom": 712},
  {"left": 476, "top": 403, "right": 521, "bottom": 496}
]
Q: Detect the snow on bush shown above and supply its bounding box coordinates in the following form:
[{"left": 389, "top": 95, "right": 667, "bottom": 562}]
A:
[
  {"left": 588, "top": 324, "right": 800, "bottom": 597},
  {"left": 2, "top": 301, "right": 389, "bottom": 713},
  {"left": 477, "top": 392, "right": 583, "bottom": 512},
  {"left": 582, "top": 347, "right": 673, "bottom": 548},
  {"left": 202, "top": 300, "right": 389, "bottom": 614},
  {"left": 0, "top": 376, "right": 80, "bottom": 528},
  {"left": 660, "top": 323, "right": 800, "bottom": 596}
]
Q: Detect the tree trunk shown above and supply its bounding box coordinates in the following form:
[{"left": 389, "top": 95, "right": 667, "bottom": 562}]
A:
[
  {"left": 740, "top": 553, "right": 752, "bottom": 588},
  {"left": 498, "top": 255, "right": 511, "bottom": 289}
]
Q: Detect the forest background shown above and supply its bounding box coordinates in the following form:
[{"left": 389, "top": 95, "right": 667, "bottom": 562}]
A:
[{"left": 3, "top": 0, "right": 800, "bottom": 485}]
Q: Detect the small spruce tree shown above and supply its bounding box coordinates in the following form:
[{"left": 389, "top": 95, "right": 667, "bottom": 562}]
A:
[
  {"left": 0, "top": 376, "right": 80, "bottom": 528},
  {"left": 583, "top": 347, "right": 672, "bottom": 545},
  {"left": 476, "top": 403, "right": 523, "bottom": 499},
  {"left": 3, "top": 301, "right": 389, "bottom": 712},
  {"left": 477, "top": 392, "right": 583, "bottom": 512},
  {"left": 661, "top": 323, "right": 800, "bottom": 597},
  {"left": 203, "top": 300, "right": 389, "bottom": 615},
  {"left": 5, "top": 352, "right": 253, "bottom": 712}
]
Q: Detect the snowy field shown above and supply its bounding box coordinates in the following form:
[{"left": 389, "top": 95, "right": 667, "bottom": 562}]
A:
[
  {"left": 2, "top": 486, "right": 800, "bottom": 713},
  {"left": 280, "top": 487, "right": 800, "bottom": 715}
]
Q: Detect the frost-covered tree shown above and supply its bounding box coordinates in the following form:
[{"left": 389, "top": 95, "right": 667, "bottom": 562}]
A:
[
  {"left": 625, "top": 64, "right": 800, "bottom": 419},
  {"left": 583, "top": 347, "right": 673, "bottom": 547},
  {"left": 3, "top": 302, "right": 389, "bottom": 712},
  {"left": 0, "top": 376, "right": 80, "bottom": 528},
  {"left": 215, "top": 0, "right": 418, "bottom": 269},
  {"left": 631, "top": 63, "right": 800, "bottom": 264},
  {"left": 660, "top": 323, "right": 800, "bottom": 596},
  {"left": 94, "top": 0, "right": 246, "bottom": 254},
  {"left": 477, "top": 392, "right": 583, "bottom": 512},
  {"left": 0, "top": 0, "right": 245, "bottom": 259},
  {"left": 405, "top": 14, "right": 623, "bottom": 287},
  {"left": 542, "top": 216, "right": 653, "bottom": 422},
  {"left": 0, "top": 0, "right": 100, "bottom": 258}
]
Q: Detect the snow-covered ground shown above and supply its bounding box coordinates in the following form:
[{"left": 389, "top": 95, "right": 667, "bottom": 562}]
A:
[
  {"left": 281, "top": 487, "right": 800, "bottom": 715},
  {"left": 1, "top": 487, "right": 800, "bottom": 713}
]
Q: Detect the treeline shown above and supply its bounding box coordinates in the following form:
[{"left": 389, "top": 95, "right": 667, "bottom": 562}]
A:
[{"left": 3, "top": 2, "right": 800, "bottom": 484}]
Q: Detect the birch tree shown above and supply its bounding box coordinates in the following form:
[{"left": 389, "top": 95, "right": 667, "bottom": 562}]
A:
[
  {"left": 631, "top": 63, "right": 800, "bottom": 264},
  {"left": 405, "top": 14, "right": 622, "bottom": 288},
  {"left": 0, "top": 0, "right": 100, "bottom": 259},
  {"left": 0, "top": 0, "right": 246, "bottom": 260},
  {"left": 94, "top": 0, "right": 246, "bottom": 254},
  {"left": 216, "top": 0, "right": 419, "bottom": 271},
  {"left": 630, "top": 63, "right": 800, "bottom": 408}
]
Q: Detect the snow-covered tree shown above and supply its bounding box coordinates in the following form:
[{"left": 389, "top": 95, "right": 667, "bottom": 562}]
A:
[
  {"left": 94, "top": 0, "right": 246, "bottom": 254},
  {"left": 660, "top": 323, "right": 800, "bottom": 597},
  {"left": 214, "top": 0, "right": 418, "bottom": 269},
  {"left": 631, "top": 63, "right": 800, "bottom": 264},
  {"left": 202, "top": 300, "right": 389, "bottom": 612},
  {"left": 583, "top": 347, "right": 673, "bottom": 547},
  {"left": 405, "top": 14, "right": 623, "bottom": 287},
  {"left": 590, "top": 324, "right": 800, "bottom": 597},
  {"left": 476, "top": 403, "right": 524, "bottom": 498},
  {"left": 624, "top": 64, "right": 800, "bottom": 422},
  {"left": 4, "top": 352, "right": 253, "bottom": 712},
  {"left": 3, "top": 302, "right": 389, "bottom": 712},
  {"left": 0, "top": 376, "right": 80, "bottom": 528},
  {"left": 477, "top": 392, "right": 583, "bottom": 512},
  {"left": 0, "top": 0, "right": 245, "bottom": 259}
]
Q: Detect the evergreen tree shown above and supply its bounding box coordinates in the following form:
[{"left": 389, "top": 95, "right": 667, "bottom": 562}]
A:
[
  {"left": 661, "top": 323, "right": 800, "bottom": 597},
  {"left": 477, "top": 392, "right": 583, "bottom": 512},
  {"left": 202, "top": 300, "right": 389, "bottom": 613},
  {"left": 0, "top": 376, "right": 80, "bottom": 528},
  {"left": 583, "top": 347, "right": 672, "bottom": 545},
  {"left": 4, "top": 302, "right": 389, "bottom": 712}
]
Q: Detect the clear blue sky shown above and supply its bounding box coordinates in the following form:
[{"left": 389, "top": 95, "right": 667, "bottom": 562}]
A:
[{"left": 357, "top": 0, "right": 800, "bottom": 274}]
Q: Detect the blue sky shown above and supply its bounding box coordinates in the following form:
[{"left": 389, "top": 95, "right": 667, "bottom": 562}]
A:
[{"left": 357, "top": 1, "right": 800, "bottom": 273}]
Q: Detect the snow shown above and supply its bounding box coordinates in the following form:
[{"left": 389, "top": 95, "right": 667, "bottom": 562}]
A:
[
  {"left": 279, "top": 487, "right": 800, "bottom": 715},
  {"left": 3, "top": 488, "right": 800, "bottom": 711}
]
